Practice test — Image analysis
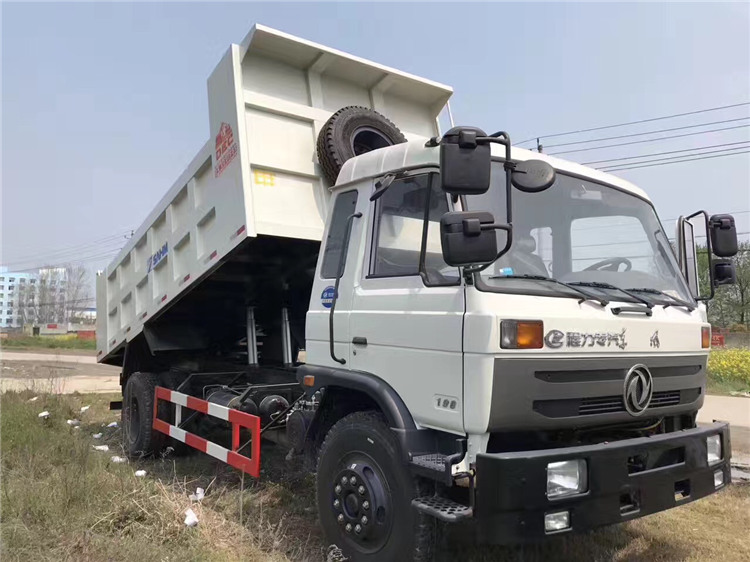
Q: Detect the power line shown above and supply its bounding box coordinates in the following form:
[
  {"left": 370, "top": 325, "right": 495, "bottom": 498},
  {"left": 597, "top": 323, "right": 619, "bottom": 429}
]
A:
[
  {"left": 548, "top": 124, "right": 750, "bottom": 156},
  {"left": 582, "top": 141, "right": 750, "bottom": 165},
  {"left": 574, "top": 231, "right": 750, "bottom": 249},
  {"left": 3, "top": 250, "right": 122, "bottom": 273},
  {"left": 0, "top": 231, "right": 132, "bottom": 268},
  {"left": 516, "top": 102, "right": 750, "bottom": 146},
  {"left": 599, "top": 149, "right": 750, "bottom": 172},
  {"left": 558, "top": 211, "right": 750, "bottom": 234},
  {"left": 597, "top": 146, "right": 750, "bottom": 171},
  {"left": 544, "top": 117, "right": 749, "bottom": 149},
  {"left": 3, "top": 230, "right": 131, "bottom": 256}
]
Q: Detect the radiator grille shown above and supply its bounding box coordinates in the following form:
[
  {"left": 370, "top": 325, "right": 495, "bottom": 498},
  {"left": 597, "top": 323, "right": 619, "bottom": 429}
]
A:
[
  {"left": 579, "top": 391, "right": 681, "bottom": 415},
  {"left": 533, "top": 389, "right": 698, "bottom": 418}
]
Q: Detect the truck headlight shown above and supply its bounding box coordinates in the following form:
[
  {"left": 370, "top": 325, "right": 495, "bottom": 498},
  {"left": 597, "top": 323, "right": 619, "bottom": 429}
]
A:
[
  {"left": 707, "top": 435, "right": 722, "bottom": 465},
  {"left": 547, "top": 459, "right": 587, "bottom": 499}
]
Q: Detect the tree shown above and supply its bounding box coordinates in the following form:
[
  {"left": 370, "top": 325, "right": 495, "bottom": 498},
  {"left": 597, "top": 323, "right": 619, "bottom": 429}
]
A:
[
  {"left": 63, "top": 263, "right": 90, "bottom": 323},
  {"left": 699, "top": 241, "right": 750, "bottom": 328}
]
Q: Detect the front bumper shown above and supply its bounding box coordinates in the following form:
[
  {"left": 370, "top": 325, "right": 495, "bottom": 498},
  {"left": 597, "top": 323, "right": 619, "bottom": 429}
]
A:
[{"left": 473, "top": 422, "right": 731, "bottom": 543}]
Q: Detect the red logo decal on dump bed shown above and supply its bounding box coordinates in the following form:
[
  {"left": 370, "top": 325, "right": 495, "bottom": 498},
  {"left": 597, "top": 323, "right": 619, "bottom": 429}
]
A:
[{"left": 214, "top": 122, "right": 238, "bottom": 177}]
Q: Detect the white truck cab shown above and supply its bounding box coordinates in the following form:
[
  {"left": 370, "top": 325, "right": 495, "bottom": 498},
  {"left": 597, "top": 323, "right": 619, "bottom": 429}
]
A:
[
  {"left": 98, "top": 25, "right": 740, "bottom": 562},
  {"left": 307, "top": 139, "right": 716, "bottom": 463}
]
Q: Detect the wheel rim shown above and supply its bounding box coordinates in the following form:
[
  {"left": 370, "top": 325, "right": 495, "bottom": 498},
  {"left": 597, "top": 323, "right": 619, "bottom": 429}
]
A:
[
  {"left": 350, "top": 127, "right": 392, "bottom": 156},
  {"left": 328, "top": 455, "right": 393, "bottom": 553}
]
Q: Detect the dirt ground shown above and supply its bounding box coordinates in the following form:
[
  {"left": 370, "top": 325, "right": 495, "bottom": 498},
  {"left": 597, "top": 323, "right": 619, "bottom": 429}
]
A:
[{"left": 0, "top": 358, "right": 119, "bottom": 394}]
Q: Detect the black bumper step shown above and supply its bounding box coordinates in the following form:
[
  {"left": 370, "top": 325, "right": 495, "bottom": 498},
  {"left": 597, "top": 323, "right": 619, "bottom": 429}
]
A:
[{"left": 412, "top": 495, "right": 473, "bottom": 523}]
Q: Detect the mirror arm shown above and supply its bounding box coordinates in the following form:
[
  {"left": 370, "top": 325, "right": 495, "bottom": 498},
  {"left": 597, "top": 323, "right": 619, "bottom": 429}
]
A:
[
  {"left": 329, "top": 212, "right": 362, "bottom": 365},
  {"left": 688, "top": 210, "right": 715, "bottom": 301},
  {"left": 464, "top": 224, "right": 514, "bottom": 275}
]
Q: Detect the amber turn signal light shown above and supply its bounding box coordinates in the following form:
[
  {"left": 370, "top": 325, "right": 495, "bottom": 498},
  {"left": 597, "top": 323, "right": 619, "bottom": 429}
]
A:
[
  {"left": 501, "top": 320, "right": 544, "bottom": 349},
  {"left": 303, "top": 375, "right": 315, "bottom": 387},
  {"left": 701, "top": 326, "right": 711, "bottom": 349}
]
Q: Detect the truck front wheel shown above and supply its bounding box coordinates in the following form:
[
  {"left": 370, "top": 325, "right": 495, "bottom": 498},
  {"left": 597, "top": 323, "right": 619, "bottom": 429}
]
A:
[
  {"left": 123, "top": 372, "right": 165, "bottom": 458},
  {"left": 316, "top": 411, "right": 436, "bottom": 562}
]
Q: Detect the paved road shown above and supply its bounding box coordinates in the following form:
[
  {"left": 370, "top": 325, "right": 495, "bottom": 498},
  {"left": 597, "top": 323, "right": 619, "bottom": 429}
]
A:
[
  {"left": 1, "top": 350, "right": 98, "bottom": 364},
  {"left": 698, "top": 394, "right": 750, "bottom": 427}
]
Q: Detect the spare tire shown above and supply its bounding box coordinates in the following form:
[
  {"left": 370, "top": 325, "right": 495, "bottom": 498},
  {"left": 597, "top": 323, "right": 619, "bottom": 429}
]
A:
[{"left": 317, "top": 106, "right": 407, "bottom": 184}]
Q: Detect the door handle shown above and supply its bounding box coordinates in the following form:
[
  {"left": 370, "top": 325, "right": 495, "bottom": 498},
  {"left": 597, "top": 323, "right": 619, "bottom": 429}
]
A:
[{"left": 352, "top": 337, "right": 368, "bottom": 346}]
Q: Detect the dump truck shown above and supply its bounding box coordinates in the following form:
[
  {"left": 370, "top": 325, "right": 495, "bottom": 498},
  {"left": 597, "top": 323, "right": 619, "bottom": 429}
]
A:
[{"left": 97, "top": 25, "right": 740, "bottom": 561}]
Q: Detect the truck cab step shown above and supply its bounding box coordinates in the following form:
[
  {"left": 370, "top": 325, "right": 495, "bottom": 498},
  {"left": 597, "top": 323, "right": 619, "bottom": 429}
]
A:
[
  {"left": 412, "top": 495, "right": 473, "bottom": 523},
  {"left": 410, "top": 453, "right": 456, "bottom": 485}
]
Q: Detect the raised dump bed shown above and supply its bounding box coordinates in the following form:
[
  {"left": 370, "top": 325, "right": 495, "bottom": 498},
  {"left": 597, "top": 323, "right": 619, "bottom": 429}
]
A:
[{"left": 97, "top": 24, "right": 452, "bottom": 364}]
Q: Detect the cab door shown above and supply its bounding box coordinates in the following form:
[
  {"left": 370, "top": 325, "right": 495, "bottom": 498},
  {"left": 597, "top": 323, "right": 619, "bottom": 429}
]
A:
[
  {"left": 306, "top": 188, "right": 363, "bottom": 368},
  {"left": 348, "top": 172, "right": 465, "bottom": 434}
]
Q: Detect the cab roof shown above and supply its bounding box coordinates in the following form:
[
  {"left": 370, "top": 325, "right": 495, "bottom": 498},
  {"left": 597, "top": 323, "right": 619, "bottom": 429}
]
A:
[{"left": 336, "top": 140, "right": 651, "bottom": 202}]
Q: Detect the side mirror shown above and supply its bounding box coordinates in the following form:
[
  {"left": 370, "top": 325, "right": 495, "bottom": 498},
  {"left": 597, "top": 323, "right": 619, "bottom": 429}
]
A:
[
  {"left": 440, "top": 211, "right": 499, "bottom": 266},
  {"left": 511, "top": 160, "right": 556, "bottom": 193},
  {"left": 713, "top": 260, "right": 736, "bottom": 286},
  {"left": 439, "top": 127, "right": 491, "bottom": 195},
  {"left": 709, "top": 214, "right": 738, "bottom": 257}
]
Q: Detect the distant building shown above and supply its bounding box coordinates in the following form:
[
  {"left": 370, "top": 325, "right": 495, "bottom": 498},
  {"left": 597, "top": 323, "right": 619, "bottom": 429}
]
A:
[
  {"left": 0, "top": 268, "right": 68, "bottom": 329},
  {"left": 0, "top": 271, "right": 37, "bottom": 328}
]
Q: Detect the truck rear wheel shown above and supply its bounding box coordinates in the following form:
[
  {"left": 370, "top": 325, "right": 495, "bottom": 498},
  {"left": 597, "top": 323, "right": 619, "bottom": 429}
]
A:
[
  {"left": 123, "top": 372, "right": 165, "bottom": 458},
  {"left": 317, "top": 106, "right": 407, "bottom": 184},
  {"left": 316, "top": 411, "right": 436, "bottom": 562}
]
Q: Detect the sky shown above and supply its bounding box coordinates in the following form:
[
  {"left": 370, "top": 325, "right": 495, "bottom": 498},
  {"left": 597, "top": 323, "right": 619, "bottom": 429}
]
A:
[{"left": 2, "top": 1, "right": 749, "bottom": 285}]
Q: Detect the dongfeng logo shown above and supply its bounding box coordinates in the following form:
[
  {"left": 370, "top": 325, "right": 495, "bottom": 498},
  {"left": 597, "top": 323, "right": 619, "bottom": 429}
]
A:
[{"left": 623, "top": 364, "right": 653, "bottom": 416}]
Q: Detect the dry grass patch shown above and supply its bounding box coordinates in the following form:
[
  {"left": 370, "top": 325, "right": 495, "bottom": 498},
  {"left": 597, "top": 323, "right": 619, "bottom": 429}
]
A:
[
  {"left": 0, "top": 390, "right": 322, "bottom": 561},
  {"left": 2, "top": 390, "right": 748, "bottom": 562}
]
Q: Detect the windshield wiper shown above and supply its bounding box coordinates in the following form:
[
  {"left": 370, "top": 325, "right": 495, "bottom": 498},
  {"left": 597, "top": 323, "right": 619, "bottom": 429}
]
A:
[
  {"left": 488, "top": 274, "right": 609, "bottom": 307},
  {"left": 625, "top": 287, "right": 696, "bottom": 312},
  {"left": 568, "top": 281, "right": 654, "bottom": 309}
]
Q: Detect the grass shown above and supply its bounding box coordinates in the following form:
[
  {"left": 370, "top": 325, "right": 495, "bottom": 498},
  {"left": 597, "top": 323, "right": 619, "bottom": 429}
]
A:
[
  {"left": 0, "top": 390, "right": 322, "bottom": 561},
  {"left": 2, "top": 335, "right": 96, "bottom": 350},
  {"left": 2, "top": 390, "right": 749, "bottom": 562},
  {"left": 706, "top": 376, "right": 750, "bottom": 396},
  {"left": 707, "top": 348, "right": 750, "bottom": 396}
]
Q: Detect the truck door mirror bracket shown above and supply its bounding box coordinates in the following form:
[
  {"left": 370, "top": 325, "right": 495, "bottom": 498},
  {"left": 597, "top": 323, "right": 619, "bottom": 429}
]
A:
[{"left": 329, "top": 211, "right": 362, "bottom": 365}]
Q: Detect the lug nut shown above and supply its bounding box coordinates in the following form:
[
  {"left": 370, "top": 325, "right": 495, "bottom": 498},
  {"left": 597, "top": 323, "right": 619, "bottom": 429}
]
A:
[
  {"left": 350, "top": 476, "right": 357, "bottom": 485},
  {"left": 333, "top": 499, "right": 340, "bottom": 508},
  {"left": 337, "top": 514, "right": 345, "bottom": 523},
  {"left": 341, "top": 476, "right": 348, "bottom": 485},
  {"left": 345, "top": 523, "right": 352, "bottom": 533},
  {"left": 358, "top": 485, "right": 366, "bottom": 495},
  {"left": 362, "top": 500, "right": 370, "bottom": 510},
  {"left": 335, "top": 485, "right": 342, "bottom": 494},
  {"left": 361, "top": 516, "right": 368, "bottom": 525},
  {"left": 355, "top": 524, "right": 362, "bottom": 534}
]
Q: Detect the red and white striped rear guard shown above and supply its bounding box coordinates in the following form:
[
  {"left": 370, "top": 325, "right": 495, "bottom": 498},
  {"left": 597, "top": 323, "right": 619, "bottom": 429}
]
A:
[{"left": 152, "top": 386, "right": 261, "bottom": 477}]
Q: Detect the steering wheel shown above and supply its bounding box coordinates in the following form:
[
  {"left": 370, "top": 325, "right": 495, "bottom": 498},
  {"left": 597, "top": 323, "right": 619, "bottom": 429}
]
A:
[{"left": 584, "top": 257, "right": 633, "bottom": 272}]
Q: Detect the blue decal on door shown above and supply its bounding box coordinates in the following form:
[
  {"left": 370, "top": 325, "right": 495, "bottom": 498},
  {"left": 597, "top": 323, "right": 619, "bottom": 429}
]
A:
[{"left": 321, "top": 286, "right": 336, "bottom": 308}]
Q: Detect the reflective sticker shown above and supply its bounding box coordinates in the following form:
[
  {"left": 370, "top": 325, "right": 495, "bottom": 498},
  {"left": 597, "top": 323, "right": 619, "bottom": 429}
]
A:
[
  {"left": 321, "top": 286, "right": 335, "bottom": 308},
  {"left": 253, "top": 170, "right": 276, "bottom": 187}
]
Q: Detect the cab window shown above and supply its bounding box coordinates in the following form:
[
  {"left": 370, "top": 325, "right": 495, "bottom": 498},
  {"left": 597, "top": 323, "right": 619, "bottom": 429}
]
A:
[
  {"left": 370, "top": 174, "right": 459, "bottom": 285},
  {"left": 321, "top": 190, "right": 359, "bottom": 279}
]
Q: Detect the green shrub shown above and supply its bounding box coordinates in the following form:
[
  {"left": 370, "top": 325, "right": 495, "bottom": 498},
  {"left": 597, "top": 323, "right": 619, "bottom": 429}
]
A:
[{"left": 1, "top": 335, "right": 96, "bottom": 350}]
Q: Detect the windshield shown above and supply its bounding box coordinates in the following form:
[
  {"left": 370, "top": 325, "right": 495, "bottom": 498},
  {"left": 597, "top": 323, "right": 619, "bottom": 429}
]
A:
[{"left": 466, "top": 163, "right": 693, "bottom": 304}]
